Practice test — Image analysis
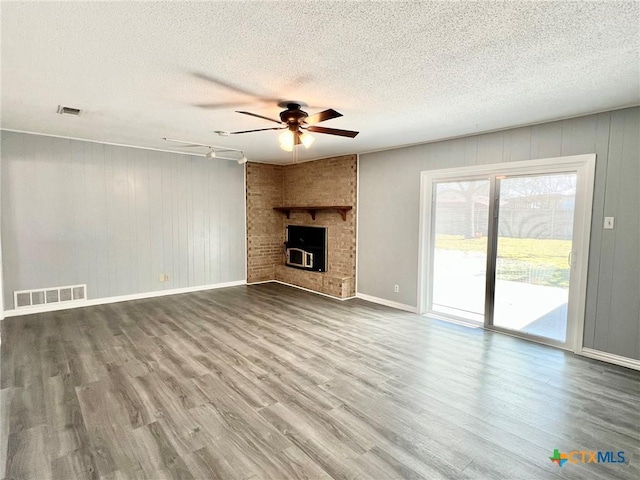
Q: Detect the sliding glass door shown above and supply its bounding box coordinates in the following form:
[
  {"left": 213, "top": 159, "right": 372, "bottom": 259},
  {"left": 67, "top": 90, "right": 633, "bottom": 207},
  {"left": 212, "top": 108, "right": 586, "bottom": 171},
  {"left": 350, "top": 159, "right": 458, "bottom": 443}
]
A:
[
  {"left": 491, "top": 173, "right": 577, "bottom": 343},
  {"left": 430, "top": 179, "right": 489, "bottom": 323},
  {"left": 422, "top": 156, "right": 595, "bottom": 350}
]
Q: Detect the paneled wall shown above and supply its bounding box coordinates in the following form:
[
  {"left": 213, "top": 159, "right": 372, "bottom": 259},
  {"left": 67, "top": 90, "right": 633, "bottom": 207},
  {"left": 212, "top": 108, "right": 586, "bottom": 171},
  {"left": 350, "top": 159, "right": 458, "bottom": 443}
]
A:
[
  {"left": 1, "top": 131, "right": 246, "bottom": 308},
  {"left": 358, "top": 107, "right": 640, "bottom": 360}
]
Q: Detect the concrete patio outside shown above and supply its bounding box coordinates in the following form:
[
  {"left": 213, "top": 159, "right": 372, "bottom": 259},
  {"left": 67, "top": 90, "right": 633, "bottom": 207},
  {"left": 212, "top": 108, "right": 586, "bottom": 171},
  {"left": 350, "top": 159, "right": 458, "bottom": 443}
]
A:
[{"left": 431, "top": 249, "right": 568, "bottom": 342}]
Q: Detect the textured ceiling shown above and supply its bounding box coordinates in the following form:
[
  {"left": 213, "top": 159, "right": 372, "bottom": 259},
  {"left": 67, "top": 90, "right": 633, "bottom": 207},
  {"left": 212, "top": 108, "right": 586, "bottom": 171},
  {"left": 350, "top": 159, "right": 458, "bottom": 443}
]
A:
[{"left": 1, "top": 1, "right": 639, "bottom": 164}]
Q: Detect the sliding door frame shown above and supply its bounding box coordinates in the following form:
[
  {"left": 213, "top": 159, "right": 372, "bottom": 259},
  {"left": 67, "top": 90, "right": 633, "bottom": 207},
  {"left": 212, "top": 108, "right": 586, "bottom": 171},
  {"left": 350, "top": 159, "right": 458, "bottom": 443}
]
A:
[{"left": 418, "top": 154, "right": 596, "bottom": 353}]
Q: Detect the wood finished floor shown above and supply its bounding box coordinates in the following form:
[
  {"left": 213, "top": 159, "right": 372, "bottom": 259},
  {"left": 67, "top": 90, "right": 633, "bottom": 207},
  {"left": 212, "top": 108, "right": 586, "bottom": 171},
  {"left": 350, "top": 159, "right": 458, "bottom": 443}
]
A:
[{"left": 1, "top": 283, "right": 639, "bottom": 480}]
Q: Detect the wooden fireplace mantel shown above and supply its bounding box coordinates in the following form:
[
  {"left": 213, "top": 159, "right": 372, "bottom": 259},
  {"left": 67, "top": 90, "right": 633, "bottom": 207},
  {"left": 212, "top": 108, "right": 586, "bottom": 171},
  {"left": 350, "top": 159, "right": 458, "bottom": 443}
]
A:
[{"left": 273, "top": 206, "right": 352, "bottom": 221}]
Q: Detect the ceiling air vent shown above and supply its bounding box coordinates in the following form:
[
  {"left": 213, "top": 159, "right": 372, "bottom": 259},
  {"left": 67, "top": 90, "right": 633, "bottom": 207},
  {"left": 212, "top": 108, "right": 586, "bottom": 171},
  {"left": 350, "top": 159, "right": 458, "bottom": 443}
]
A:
[{"left": 57, "top": 105, "right": 81, "bottom": 116}]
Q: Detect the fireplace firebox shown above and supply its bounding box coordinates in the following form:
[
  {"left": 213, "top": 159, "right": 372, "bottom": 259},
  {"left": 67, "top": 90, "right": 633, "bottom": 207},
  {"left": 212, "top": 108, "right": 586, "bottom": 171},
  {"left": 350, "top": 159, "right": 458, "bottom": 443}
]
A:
[{"left": 285, "top": 225, "right": 327, "bottom": 272}]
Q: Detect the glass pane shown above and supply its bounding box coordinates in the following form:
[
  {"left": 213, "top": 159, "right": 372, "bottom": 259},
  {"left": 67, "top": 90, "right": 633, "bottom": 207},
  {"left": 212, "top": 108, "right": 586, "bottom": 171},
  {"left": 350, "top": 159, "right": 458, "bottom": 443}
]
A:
[
  {"left": 492, "top": 173, "right": 577, "bottom": 342},
  {"left": 431, "top": 179, "right": 490, "bottom": 322}
]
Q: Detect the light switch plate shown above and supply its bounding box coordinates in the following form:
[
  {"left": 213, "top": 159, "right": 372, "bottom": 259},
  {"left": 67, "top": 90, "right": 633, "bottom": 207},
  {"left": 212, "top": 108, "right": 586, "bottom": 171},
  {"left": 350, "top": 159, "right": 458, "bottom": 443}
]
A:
[{"left": 604, "top": 217, "right": 615, "bottom": 229}]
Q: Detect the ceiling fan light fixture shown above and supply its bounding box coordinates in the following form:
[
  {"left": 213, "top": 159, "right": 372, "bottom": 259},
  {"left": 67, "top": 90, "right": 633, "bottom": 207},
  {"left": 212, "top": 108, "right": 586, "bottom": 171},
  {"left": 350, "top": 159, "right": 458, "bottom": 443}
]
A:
[
  {"left": 279, "top": 130, "right": 295, "bottom": 151},
  {"left": 299, "top": 132, "right": 315, "bottom": 149}
]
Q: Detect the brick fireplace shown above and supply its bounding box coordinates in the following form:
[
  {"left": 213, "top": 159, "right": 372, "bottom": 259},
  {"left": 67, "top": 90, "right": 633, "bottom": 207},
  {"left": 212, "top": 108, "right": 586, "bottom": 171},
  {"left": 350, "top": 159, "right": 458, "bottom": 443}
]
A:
[{"left": 246, "top": 154, "right": 357, "bottom": 298}]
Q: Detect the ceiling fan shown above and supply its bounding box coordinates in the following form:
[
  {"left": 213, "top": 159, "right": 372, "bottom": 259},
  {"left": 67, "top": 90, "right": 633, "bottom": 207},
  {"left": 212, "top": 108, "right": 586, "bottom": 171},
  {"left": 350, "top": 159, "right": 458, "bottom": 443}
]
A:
[{"left": 216, "top": 102, "right": 359, "bottom": 151}]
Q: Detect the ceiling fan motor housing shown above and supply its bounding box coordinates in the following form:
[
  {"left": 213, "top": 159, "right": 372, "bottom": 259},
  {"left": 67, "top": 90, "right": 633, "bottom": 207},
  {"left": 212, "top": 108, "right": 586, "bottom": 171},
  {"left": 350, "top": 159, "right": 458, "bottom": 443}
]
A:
[{"left": 280, "top": 103, "right": 308, "bottom": 130}]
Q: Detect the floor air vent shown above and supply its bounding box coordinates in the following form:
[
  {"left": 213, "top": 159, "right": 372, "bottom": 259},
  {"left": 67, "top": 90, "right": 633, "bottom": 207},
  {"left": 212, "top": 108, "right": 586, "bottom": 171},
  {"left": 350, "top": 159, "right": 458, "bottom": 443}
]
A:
[{"left": 14, "top": 284, "right": 87, "bottom": 309}]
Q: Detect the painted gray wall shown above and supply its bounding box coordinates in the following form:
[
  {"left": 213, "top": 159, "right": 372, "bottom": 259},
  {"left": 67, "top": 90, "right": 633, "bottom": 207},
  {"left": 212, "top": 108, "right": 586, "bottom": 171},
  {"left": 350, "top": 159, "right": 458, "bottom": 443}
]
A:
[
  {"left": 358, "top": 107, "right": 640, "bottom": 360},
  {"left": 1, "top": 131, "right": 246, "bottom": 307}
]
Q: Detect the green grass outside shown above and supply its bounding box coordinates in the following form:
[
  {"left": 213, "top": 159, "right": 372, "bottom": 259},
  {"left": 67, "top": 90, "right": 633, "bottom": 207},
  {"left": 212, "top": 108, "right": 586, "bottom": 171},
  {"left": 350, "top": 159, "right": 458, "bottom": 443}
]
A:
[{"left": 435, "top": 234, "right": 572, "bottom": 287}]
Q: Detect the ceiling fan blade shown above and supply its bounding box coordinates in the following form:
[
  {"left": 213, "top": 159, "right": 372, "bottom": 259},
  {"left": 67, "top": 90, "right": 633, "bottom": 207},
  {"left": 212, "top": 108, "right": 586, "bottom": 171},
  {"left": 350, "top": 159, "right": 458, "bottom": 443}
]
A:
[
  {"left": 305, "top": 109, "right": 343, "bottom": 125},
  {"left": 307, "top": 126, "right": 359, "bottom": 138},
  {"left": 194, "top": 101, "right": 254, "bottom": 109},
  {"left": 229, "top": 127, "right": 284, "bottom": 134},
  {"left": 236, "top": 111, "right": 283, "bottom": 124},
  {"left": 192, "top": 72, "right": 280, "bottom": 103}
]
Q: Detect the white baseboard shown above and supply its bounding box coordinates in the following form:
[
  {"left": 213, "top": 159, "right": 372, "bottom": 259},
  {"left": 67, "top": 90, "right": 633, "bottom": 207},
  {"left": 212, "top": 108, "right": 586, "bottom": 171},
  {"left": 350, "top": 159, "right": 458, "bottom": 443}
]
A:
[
  {"left": 355, "top": 292, "right": 419, "bottom": 313},
  {"left": 2, "top": 280, "right": 246, "bottom": 318},
  {"left": 579, "top": 348, "right": 640, "bottom": 371}
]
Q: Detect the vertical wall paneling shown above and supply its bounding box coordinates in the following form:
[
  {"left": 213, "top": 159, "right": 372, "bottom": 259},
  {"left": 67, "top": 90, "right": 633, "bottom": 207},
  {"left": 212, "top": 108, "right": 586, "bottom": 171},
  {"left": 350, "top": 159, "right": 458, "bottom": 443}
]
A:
[
  {"left": 592, "top": 112, "right": 625, "bottom": 352},
  {"left": 160, "top": 153, "right": 174, "bottom": 289},
  {"left": 358, "top": 107, "right": 640, "bottom": 360},
  {"left": 582, "top": 112, "right": 612, "bottom": 349},
  {"left": 50, "top": 137, "right": 73, "bottom": 286},
  {"left": 192, "top": 158, "right": 205, "bottom": 286},
  {"left": 112, "top": 146, "right": 131, "bottom": 296},
  {"left": 508, "top": 126, "right": 533, "bottom": 162},
  {"left": 1, "top": 131, "right": 246, "bottom": 307},
  {"left": 0, "top": 139, "right": 2, "bottom": 316},
  {"left": 233, "top": 163, "right": 245, "bottom": 281},
  {"left": 476, "top": 131, "right": 505, "bottom": 165},
  {"left": 463, "top": 136, "right": 478, "bottom": 165},
  {"left": 67, "top": 139, "right": 81, "bottom": 283},
  {"left": 219, "top": 161, "right": 230, "bottom": 282},
  {"left": 1, "top": 137, "right": 14, "bottom": 290},
  {"left": 169, "top": 155, "right": 181, "bottom": 288},
  {"left": 531, "top": 121, "right": 563, "bottom": 159},
  {"left": 531, "top": 121, "right": 563, "bottom": 160},
  {"left": 96, "top": 145, "right": 110, "bottom": 299},
  {"left": 0, "top": 136, "right": 6, "bottom": 317},
  {"left": 185, "top": 158, "right": 192, "bottom": 283},
  {"left": 566, "top": 115, "right": 597, "bottom": 156},
  {"left": 203, "top": 159, "right": 212, "bottom": 286},
  {"left": 176, "top": 156, "right": 188, "bottom": 287},
  {"left": 124, "top": 146, "right": 137, "bottom": 298},
  {"left": 148, "top": 150, "right": 164, "bottom": 292},
  {"left": 208, "top": 160, "right": 221, "bottom": 283},
  {"left": 135, "top": 149, "right": 152, "bottom": 294},
  {"left": 219, "top": 160, "right": 228, "bottom": 282},
  {"left": 604, "top": 109, "right": 640, "bottom": 358}
]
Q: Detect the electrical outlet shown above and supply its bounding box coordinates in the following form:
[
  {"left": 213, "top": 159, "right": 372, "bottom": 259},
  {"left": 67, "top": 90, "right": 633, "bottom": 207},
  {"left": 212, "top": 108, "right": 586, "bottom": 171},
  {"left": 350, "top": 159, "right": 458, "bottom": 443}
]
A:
[
  {"left": 394, "top": 284, "right": 400, "bottom": 293},
  {"left": 158, "top": 274, "right": 169, "bottom": 282}
]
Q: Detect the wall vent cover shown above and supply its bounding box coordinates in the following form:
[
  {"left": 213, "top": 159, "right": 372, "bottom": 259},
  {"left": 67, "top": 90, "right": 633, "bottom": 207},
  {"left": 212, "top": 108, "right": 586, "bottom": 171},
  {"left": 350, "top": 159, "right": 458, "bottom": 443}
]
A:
[
  {"left": 14, "top": 284, "right": 87, "bottom": 309},
  {"left": 56, "top": 105, "right": 81, "bottom": 116}
]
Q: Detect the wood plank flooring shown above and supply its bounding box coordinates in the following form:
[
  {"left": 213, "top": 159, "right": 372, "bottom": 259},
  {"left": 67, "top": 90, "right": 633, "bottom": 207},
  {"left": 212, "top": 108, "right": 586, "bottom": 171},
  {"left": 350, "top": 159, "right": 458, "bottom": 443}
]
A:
[{"left": 2, "top": 283, "right": 639, "bottom": 479}]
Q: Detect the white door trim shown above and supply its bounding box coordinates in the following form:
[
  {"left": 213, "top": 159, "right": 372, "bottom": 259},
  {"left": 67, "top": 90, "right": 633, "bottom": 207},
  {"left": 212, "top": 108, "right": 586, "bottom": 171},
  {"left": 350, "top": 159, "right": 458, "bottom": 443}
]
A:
[{"left": 418, "top": 154, "right": 596, "bottom": 353}]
